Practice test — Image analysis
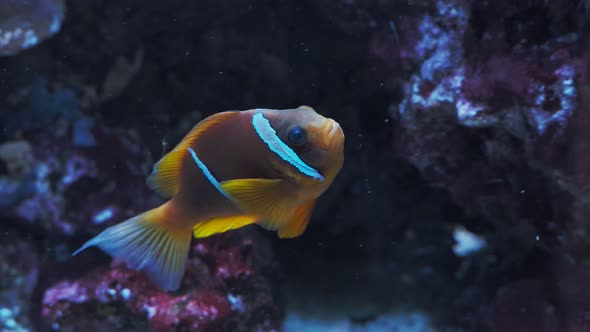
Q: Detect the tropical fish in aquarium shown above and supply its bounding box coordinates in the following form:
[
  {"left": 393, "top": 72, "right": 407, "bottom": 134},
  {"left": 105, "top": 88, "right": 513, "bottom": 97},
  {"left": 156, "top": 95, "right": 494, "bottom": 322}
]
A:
[{"left": 73, "top": 106, "right": 345, "bottom": 291}]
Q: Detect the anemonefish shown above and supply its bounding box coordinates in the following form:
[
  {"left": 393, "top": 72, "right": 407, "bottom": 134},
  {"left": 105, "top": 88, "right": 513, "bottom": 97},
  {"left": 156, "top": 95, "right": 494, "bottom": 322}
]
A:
[{"left": 73, "top": 106, "right": 345, "bottom": 291}]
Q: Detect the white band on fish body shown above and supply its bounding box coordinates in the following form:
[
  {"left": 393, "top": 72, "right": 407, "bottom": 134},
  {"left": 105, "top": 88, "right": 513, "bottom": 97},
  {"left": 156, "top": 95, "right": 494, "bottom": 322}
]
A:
[{"left": 187, "top": 147, "right": 230, "bottom": 198}]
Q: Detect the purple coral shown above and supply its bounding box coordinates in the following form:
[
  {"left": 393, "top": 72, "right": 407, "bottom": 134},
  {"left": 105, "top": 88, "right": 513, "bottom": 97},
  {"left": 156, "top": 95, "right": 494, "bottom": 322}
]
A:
[
  {"left": 1, "top": 124, "right": 160, "bottom": 237},
  {"left": 375, "top": 0, "right": 590, "bottom": 328},
  {"left": 0, "top": 0, "right": 65, "bottom": 56},
  {"left": 389, "top": 0, "right": 589, "bottom": 231}
]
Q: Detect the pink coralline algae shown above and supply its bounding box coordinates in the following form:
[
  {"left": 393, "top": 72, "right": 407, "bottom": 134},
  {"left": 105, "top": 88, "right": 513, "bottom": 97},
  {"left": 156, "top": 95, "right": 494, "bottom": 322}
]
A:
[
  {"left": 0, "top": 123, "right": 160, "bottom": 237},
  {"left": 42, "top": 231, "right": 281, "bottom": 332}
]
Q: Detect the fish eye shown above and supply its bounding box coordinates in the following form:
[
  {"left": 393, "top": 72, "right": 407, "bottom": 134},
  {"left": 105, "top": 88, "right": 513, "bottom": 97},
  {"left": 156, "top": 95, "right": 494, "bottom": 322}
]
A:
[{"left": 288, "top": 126, "right": 307, "bottom": 146}]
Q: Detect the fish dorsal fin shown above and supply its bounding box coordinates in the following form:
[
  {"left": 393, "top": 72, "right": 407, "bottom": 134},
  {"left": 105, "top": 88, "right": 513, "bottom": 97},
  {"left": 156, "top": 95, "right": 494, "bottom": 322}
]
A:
[
  {"left": 219, "top": 178, "right": 298, "bottom": 231},
  {"left": 193, "top": 214, "right": 258, "bottom": 238},
  {"left": 147, "top": 111, "right": 238, "bottom": 198},
  {"left": 277, "top": 200, "right": 316, "bottom": 238}
]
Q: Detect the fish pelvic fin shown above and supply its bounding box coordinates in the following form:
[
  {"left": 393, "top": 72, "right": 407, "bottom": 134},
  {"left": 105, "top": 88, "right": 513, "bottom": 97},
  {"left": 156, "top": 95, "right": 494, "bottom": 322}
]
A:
[
  {"left": 278, "top": 199, "right": 316, "bottom": 238},
  {"left": 147, "top": 111, "right": 239, "bottom": 198},
  {"left": 193, "top": 214, "right": 259, "bottom": 238},
  {"left": 219, "top": 178, "right": 314, "bottom": 237},
  {"left": 72, "top": 205, "right": 192, "bottom": 291}
]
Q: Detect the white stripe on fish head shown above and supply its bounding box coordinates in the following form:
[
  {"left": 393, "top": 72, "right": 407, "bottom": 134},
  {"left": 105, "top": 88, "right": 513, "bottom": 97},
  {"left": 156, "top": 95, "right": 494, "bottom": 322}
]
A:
[{"left": 251, "top": 112, "right": 324, "bottom": 181}]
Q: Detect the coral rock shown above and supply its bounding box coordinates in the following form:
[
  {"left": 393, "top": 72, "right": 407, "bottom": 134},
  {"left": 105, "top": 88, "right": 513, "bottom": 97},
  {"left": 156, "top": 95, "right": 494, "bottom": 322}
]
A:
[
  {"left": 0, "top": 232, "right": 39, "bottom": 332},
  {"left": 0, "top": 122, "right": 160, "bottom": 237},
  {"left": 0, "top": 0, "right": 65, "bottom": 56},
  {"left": 41, "top": 231, "right": 281, "bottom": 332},
  {"left": 391, "top": 0, "right": 590, "bottom": 250}
]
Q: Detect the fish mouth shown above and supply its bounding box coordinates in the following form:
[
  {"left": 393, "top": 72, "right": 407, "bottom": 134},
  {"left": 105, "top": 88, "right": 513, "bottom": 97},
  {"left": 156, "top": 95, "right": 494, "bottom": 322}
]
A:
[{"left": 321, "top": 119, "right": 344, "bottom": 150}]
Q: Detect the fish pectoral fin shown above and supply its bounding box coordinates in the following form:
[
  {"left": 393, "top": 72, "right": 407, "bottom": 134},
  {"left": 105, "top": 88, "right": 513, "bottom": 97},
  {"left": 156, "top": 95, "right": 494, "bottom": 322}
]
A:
[
  {"left": 277, "top": 200, "right": 316, "bottom": 238},
  {"left": 219, "top": 178, "right": 297, "bottom": 231},
  {"left": 147, "top": 111, "right": 239, "bottom": 198},
  {"left": 72, "top": 206, "right": 192, "bottom": 291},
  {"left": 193, "top": 215, "right": 259, "bottom": 238}
]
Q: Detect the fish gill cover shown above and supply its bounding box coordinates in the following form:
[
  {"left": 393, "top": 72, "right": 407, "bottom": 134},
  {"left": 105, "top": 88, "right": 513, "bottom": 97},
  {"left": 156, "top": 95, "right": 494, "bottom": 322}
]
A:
[{"left": 1, "top": 0, "right": 590, "bottom": 331}]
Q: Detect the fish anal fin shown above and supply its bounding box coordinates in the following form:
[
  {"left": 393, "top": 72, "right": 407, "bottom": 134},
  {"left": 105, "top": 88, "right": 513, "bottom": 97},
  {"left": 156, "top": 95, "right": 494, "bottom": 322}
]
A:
[
  {"left": 73, "top": 205, "right": 192, "bottom": 291},
  {"left": 278, "top": 200, "right": 316, "bottom": 238},
  {"left": 219, "top": 178, "right": 296, "bottom": 231},
  {"left": 147, "top": 111, "right": 238, "bottom": 198},
  {"left": 193, "top": 215, "right": 258, "bottom": 238}
]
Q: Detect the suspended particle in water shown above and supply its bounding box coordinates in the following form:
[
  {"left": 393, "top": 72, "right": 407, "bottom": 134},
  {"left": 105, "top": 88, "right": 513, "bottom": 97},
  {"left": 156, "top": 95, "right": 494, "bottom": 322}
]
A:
[
  {"left": 0, "top": 0, "right": 65, "bottom": 56},
  {"left": 161, "top": 137, "right": 169, "bottom": 156}
]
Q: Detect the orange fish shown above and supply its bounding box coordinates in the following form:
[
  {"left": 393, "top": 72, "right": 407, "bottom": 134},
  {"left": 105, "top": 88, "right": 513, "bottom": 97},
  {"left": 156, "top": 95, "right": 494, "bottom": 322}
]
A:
[{"left": 73, "top": 106, "right": 345, "bottom": 291}]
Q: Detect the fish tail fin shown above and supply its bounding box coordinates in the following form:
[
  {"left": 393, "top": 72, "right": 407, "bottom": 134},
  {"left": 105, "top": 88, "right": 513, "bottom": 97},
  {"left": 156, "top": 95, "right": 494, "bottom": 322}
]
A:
[{"left": 73, "top": 204, "right": 192, "bottom": 291}]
